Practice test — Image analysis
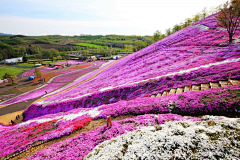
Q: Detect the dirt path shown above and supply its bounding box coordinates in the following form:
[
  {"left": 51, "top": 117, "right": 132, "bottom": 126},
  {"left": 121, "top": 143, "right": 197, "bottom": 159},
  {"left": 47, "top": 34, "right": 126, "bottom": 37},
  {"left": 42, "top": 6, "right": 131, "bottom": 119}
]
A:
[
  {"left": 0, "top": 98, "right": 38, "bottom": 125},
  {"left": 4, "top": 115, "right": 135, "bottom": 160}
]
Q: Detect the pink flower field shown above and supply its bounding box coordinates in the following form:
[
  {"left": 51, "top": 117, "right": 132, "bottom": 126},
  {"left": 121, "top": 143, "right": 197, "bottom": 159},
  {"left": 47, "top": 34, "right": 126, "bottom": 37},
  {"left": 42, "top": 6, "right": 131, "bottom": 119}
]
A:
[
  {"left": 1, "top": 12, "right": 240, "bottom": 159},
  {"left": 24, "top": 12, "right": 240, "bottom": 120}
]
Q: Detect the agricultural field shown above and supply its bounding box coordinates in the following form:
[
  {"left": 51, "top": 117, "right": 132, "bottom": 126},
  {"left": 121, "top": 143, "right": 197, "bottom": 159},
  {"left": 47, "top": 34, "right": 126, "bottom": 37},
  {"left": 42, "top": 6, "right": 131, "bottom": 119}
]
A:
[
  {"left": 0, "top": 12, "right": 240, "bottom": 160},
  {"left": 72, "top": 43, "right": 102, "bottom": 48}
]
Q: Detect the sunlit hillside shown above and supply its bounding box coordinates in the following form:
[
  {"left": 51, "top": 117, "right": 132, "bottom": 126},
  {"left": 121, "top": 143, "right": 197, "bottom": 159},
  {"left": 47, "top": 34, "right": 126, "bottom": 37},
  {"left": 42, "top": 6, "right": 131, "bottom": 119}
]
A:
[
  {"left": 23, "top": 13, "right": 240, "bottom": 120},
  {"left": 0, "top": 12, "right": 240, "bottom": 159}
]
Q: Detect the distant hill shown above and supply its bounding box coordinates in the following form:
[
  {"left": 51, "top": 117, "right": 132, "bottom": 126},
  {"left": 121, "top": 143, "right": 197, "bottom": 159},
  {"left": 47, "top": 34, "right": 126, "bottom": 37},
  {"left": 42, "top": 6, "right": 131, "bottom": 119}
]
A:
[{"left": 0, "top": 33, "right": 14, "bottom": 36}]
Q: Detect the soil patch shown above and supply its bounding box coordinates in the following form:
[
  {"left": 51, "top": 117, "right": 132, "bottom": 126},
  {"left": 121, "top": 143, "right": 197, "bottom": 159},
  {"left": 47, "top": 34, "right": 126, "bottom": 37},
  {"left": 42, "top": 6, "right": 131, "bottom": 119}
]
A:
[
  {"left": 59, "top": 40, "right": 80, "bottom": 45},
  {"left": 0, "top": 97, "right": 38, "bottom": 119},
  {"left": 0, "top": 110, "right": 24, "bottom": 125}
]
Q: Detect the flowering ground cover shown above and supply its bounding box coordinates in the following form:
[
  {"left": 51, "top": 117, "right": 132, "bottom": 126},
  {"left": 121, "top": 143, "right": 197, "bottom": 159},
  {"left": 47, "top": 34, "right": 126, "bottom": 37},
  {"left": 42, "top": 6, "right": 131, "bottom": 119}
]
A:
[
  {"left": 0, "top": 83, "right": 66, "bottom": 106},
  {"left": 22, "top": 69, "right": 49, "bottom": 77},
  {"left": 0, "top": 124, "right": 10, "bottom": 132},
  {"left": 51, "top": 65, "right": 97, "bottom": 83},
  {"left": 23, "top": 64, "right": 240, "bottom": 120},
  {"left": 0, "top": 62, "right": 107, "bottom": 107},
  {"left": 69, "top": 63, "right": 92, "bottom": 69},
  {"left": 22, "top": 12, "right": 240, "bottom": 120},
  {"left": 5, "top": 82, "right": 237, "bottom": 158},
  {"left": 48, "top": 61, "right": 110, "bottom": 93},
  {"left": 2, "top": 13, "right": 240, "bottom": 159},
  {"left": 55, "top": 60, "right": 82, "bottom": 65},
  {"left": 25, "top": 114, "right": 201, "bottom": 160},
  {"left": 86, "top": 116, "right": 240, "bottom": 160},
  {"left": 50, "top": 69, "right": 71, "bottom": 74},
  {"left": 94, "top": 86, "right": 240, "bottom": 119},
  {"left": 0, "top": 107, "right": 101, "bottom": 157}
]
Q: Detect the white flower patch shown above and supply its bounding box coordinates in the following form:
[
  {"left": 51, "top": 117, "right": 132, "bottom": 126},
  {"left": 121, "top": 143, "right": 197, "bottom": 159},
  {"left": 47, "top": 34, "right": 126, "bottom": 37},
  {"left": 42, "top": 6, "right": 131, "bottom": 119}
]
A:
[
  {"left": 192, "top": 24, "right": 209, "bottom": 30},
  {"left": 59, "top": 107, "right": 102, "bottom": 122},
  {"left": 18, "top": 106, "right": 102, "bottom": 128},
  {"left": 17, "top": 117, "right": 62, "bottom": 128},
  {"left": 85, "top": 117, "right": 240, "bottom": 160}
]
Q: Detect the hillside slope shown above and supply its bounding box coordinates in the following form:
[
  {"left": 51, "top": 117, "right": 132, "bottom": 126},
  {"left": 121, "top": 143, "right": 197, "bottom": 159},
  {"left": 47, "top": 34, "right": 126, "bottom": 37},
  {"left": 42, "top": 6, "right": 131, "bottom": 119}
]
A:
[
  {"left": 23, "top": 13, "right": 240, "bottom": 120},
  {"left": 1, "top": 12, "right": 240, "bottom": 159}
]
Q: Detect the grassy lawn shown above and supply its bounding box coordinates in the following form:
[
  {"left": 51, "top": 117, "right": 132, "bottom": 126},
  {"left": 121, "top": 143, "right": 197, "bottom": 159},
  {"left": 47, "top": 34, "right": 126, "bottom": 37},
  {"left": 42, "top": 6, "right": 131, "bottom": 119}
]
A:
[
  {"left": 72, "top": 43, "right": 101, "bottom": 48},
  {"left": 17, "top": 63, "right": 35, "bottom": 67},
  {"left": 43, "top": 60, "right": 66, "bottom": 63},
  {"left": 0, "top": 66, "right": 31, "bottom": 78}
]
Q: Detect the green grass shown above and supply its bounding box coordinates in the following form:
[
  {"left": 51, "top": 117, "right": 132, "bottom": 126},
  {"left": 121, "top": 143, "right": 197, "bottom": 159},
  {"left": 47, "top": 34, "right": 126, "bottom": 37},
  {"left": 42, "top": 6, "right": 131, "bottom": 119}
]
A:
[
  {"left": 17, "top": 63, "right": 35, "bottom": 67},
  {"left": 72, "top": 43, "right": 102, "bottom": 48},
  {"left": 43, "top": 60, "right": 66, "bottom": 63},
  {"left": 0, "top": 66, "right": 31, "bottom": 78}
]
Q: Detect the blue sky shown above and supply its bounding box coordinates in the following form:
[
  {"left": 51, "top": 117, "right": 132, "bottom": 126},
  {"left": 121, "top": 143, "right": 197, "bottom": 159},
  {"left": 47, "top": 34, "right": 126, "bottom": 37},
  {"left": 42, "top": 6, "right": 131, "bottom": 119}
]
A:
[{"left": 0, "top": 0, "right": 225, "bottom": 36}]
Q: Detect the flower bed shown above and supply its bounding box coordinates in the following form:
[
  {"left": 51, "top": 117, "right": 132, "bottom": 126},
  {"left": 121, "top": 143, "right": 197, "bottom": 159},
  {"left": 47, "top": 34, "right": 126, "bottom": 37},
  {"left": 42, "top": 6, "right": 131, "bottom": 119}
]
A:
[
  {"left": 69, "top": 64, "right": 92, "bottom": 69},
  {"left": 86, "top": 116, "right": 240, "bottom": 160},
  {"left": 25, "top": 114, "right": 201, "bottom": 160},
  {"left": 51, "top": 66, "right": 98, "bottom": 83},
  {"left": 34, "top": 27, "right": 240, "bottom": 106},
  {"left": 55, "top": 60, "right": 82, "bottom": 65},
  {"left": 95, "top": 85, "right": 240, "bottom": 119},
  {"left": 51, "top": 69, "right": 74, "bottom": 74},
  {"left": 0, "top": 83, "right": 66, "bottom": 106},
  {"left": 2, "top": 85, "right": 240, "bottom": 157},
  {"left": 0, "top": 107, "right": 100, "bottom": 157},
  {"left": 22, "top": 69, "right": 49, "bottom": 77},
  {"left": 21, "top": 13, "right": 240, "bottom": 120},
  {"left": 0, "top": 124, "right": 10, "bottom": 133},
  {"left": 23, "top": 60, "right": 240, "bottom": 120}
]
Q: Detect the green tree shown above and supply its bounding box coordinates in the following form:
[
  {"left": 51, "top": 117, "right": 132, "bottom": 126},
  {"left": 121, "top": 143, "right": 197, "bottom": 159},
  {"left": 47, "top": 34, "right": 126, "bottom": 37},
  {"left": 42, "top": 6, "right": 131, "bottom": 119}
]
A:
[
  {"left": 184, "top": 18, "right": 193, "bottom": 27},
  {"left": 53, "top": 57, "right": 57, "bottom": 62},
  {"left": 172, "top": 24, "right": 181, "bottom": 33},
  {"left": 193, "top": 14, "right": 200, "bottom": 22},
  {"left": 144, "top": 37, "right": 152, "bottom": 45},
  {"left": 0, "top": 53, "right": 3, "bottom": 61},
  {"left": 3, "top": 73, "right": 16, "bottom": 84},
  {"left": 201, "top": 7, "right": 208, "bottom": 19},
  {"left": 153, "top": 30, "right": 161, "bottom": 42},
  {"left": 0, "top": 42, "right": 15, "bottom": 58},
  {"left": 35, "top": 67, "right": 42, "bottom": 78},
  {"left": 57, "top": 55, "right": 62, "bottom": 60},
  {"left": 165, "top": 28, "right": 172, "bottom": 36},
  {"left": 135, "top": 40, "right": 142, "bottom": 51},
  {"left": 124, "top": 45, "right": 133, "bottom": 53},
  {"left": 23, "top": 55, "right": 28, "bottom": 62},
  {"left": 18, "top": 46, "right": 26, "bottom": 56},
  {"left": 128, "top": 45, "right": 133, "bottom": 52},
  {"left": 216, "top": 0, "right": 240, "bottom": 42}
]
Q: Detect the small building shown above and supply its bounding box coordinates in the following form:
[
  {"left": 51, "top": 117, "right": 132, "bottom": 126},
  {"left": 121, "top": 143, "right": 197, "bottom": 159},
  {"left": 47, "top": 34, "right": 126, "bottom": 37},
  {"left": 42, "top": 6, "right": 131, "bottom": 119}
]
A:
[
  {"left": 0, "top": 57, "right": 23, "bottom": 64},
  {"left": 86, "top": 56, "right": 97, "bottom": 62},
  {"left": 112, "top": 55, "right": 122, "bottom": 59}
]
